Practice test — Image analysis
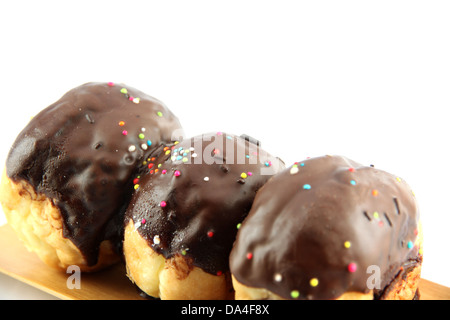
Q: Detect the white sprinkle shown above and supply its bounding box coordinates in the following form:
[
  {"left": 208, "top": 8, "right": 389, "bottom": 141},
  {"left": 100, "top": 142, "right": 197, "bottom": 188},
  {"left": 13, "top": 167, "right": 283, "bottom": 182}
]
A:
[
  {"left": 274, "top": 273, "right": 283, "bottom": 282},
  {"left": 204, "top": 177, "right": 209, "bottom": 182},
  {"left": 290, "top": 167, "right": 299, "bottom": 175},
  {"left": 141, "top": 127, "right": 146, "bottom": 132},
  {"left": 192, "top": 153, "right": 198, "bottom": 158},
  {"left": 141, "top": 143, "right": 148, "bottom": 150},
  {"left": 128, "top": 145, "right": 136, "bottom": 152},
  {"left": 153, "top": 235, "right": 161, "bottom": 245}
]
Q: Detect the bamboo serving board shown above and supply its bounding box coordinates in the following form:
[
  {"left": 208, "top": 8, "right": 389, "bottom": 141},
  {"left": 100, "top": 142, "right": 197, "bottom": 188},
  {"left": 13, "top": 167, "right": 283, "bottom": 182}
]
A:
[{"left": 0, "top": 224, "right": 449, "bottom": 300}]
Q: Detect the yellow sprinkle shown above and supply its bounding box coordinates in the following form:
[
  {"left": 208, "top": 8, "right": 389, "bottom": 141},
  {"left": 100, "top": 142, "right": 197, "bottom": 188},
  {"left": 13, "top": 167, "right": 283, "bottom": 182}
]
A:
[
  {"left": 241, "top": 172, "right": 248, "bottom": 179},
  {"left": 344, "top": 241, "right": 351, "bottom": 249},
  {"left": 134, "top": 184, "right": 139, "bottom": 190},
  {"left": 165, "top": 150, "right": 171, "bottom": 155},
  {"left": 310, "top": 278, "right": 319, "bottom": 287}
]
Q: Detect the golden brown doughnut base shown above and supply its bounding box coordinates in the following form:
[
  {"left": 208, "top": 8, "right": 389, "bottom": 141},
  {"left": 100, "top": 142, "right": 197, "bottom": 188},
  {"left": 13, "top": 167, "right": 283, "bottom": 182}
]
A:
[
  {"left": 124, "top": 220, "right": 234, "bottom": 300},
  {"left": 0, "top": 170, "right": 120, "bottom": 272},
  {"left": 232, "top": 263, "right": 421, "bottom": 300}
]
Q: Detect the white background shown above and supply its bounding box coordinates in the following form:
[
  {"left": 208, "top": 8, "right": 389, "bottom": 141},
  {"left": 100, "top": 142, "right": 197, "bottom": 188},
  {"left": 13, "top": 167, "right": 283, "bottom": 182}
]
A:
[{"left": 0, "top": 1, "right": 449, "bottom": 298}]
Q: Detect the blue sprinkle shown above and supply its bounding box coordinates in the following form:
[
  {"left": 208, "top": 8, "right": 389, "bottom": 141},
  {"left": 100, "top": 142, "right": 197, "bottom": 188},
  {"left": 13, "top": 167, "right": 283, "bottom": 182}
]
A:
[
  {"left": 300, "top": 163, "right": 305, "bottom": 167},
  {"left": 350, "top": 180, "right": 356, "bottom": 185},
  {"left": 303, "top": 184, "right": 311, "bottom": 190},
  {"left": 176, "top": 155, "right": 183, "bottom": 161},
  {"left": 407, "top": 241, "right": 414, "bottom": 249},
  {"left": 147, "top": 140, "right": 152, "bottom": 146}
]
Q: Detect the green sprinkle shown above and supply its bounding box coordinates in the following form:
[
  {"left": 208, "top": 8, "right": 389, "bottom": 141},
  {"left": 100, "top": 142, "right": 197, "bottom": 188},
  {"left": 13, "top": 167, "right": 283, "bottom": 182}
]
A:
[
  {"left": 236, "top": 223, "right": 242, "bottom": 229},
  {"left": 138, "top": 133, "right": 145, "bottom": 139},
  {"left": 120, "top": 88, "right": 128, "bottom": 94},
  {"left": 290, "top": 290, "right": 300, "bottom": 299},
  {"left": 157, "top": 111, "right": 163, "bottom": 117}
]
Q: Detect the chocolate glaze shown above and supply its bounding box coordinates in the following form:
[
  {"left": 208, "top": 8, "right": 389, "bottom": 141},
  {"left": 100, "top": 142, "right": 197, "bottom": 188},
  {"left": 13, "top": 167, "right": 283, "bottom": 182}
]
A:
[
  {"left": 124, "top": 132, "right": 285, "bottom": 275},
  {"left": 6, "top": 82, "right": 184, "bottom": 266},
  {"left": 229, "top": 155, "right": 422, "bottom": 300}
]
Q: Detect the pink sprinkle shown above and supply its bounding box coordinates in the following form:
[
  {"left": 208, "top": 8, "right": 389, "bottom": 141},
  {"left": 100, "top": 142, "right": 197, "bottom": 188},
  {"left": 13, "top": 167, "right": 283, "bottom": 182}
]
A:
[
  {"left": 122, "top": 130, "right": 128, "bottom": 136},
  {"left": 162, "top": 169, "right": 167, "bottom": 174},
  {"left": 107, "top": 82, "right": 114, "bottom": 86},
  {"left": 129, "top": 96, "right": 134, "bottom": 101},
  {"left": 141, "top": 218, "right": 146, "bottom": 224},
  {"left": 348, "top": 262, "right": 357, "bottom": 273},
  {"left": 160, "top": 201, "right": 167, "bottom": 208},
  {"left": 247, "top": 172, "right": 253, "bottom": 176},
  {"left": 246, "top": 252, "right": 253, "bottom": 260},
  {"left": 174, "top": 170, "right": 181, "bottom": 177}
]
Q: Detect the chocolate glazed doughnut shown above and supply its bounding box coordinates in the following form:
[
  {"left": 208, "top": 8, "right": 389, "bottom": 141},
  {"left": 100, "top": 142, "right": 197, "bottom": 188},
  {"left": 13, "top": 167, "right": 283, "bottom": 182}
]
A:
[
  {"left": 123, "top": 132, "right": 285, "bottom": 299},
  {"left": 0, "top": 82, "right": 184, "bottom": 272},
  {"left": 229, "top": 155, "right": 423, "bottom": 300}
]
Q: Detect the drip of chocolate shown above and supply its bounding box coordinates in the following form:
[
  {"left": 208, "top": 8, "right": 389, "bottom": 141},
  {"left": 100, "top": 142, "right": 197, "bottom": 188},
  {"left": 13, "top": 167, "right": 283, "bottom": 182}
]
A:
[
  {"left": 124, "top": 132, "right": 285, "bottom": 275},
  {"left": 6, "top": 82, "right": 184, "bottom": 266},
  {"left": 229, "top": 155, "right": 421, "bottom": 299}
]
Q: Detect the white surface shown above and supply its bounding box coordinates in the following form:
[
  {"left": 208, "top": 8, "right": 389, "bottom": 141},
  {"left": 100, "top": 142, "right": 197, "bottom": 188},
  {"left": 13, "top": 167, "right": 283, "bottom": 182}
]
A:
[{"left": 0, "top": 1, "right": 449, "bottom": 298}]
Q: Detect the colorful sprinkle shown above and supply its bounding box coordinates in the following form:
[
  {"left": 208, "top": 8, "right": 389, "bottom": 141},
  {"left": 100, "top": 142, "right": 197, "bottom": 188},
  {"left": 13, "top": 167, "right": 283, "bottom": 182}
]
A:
[
  {"left": 344, "top": 241, "right": 351, "bottom": 249},
  {"left": 246, "top": 252, "right": 253, "bottom": 260},
  {"left": 347, "top": 263, "right": 357, "bottom": 273},
  {"left": 120, "top": 88, "right": 128, "bottom": 94},
  {"left": 138, "top": 133, "right": 145, "bottom": 139},
  {"left": 141, "top": 143, "right": 148, "bottom": 150},
  {"left": 153, "top": 235, "right": 161, "bottom": 245},
  {"left": 407, "top": 241, "right": 414, "bottom": 249},
  {"left": 134, "top": 184, "right": 139, "bottom": 190},
  {"left": 133, "top": 97, "right": 140, "bottom": 104},
  {"left": 303, "top": 184, "right": 311, "bottom": 190},
  {"left": 207, "top": 230, "right": 214, "bottom": 238},
  {"left": 147, "top": 140, "right": 152, "bottom": 146},
  {"left": 141, "top": 218, "right": 146, "bottom": 224},
  {"left": 240, "top": 172, "right": 248, "bottom": 179},
  {"left": 350, "top": 180, "right": 356, "bottom": 185},
  {"left": 274, "top": 273, "right": 283, "bottom": 282},
  {"left": 162, "top": 169, "right": 167, "bottom": 174},
  {"left": 373, "top": 211, "right": 379, "bottom": 219},
  {"left": 157, "top": 111, "right": 163, "bottom": 117},
  {"left": 160, "top": 201, "right": 167, "bottom": 208},
  {"left": 348, "top": 167, "right": 356, "bottom": 172},
  {"left": 181, "top": 249, "right": 188, "bottom": 256},
  {"left": 122, "top": 130, "right": 128, "bottom": 136},
  {"left": 107, "top": 82, "right": 115, "bottom": 87},
  {"left": 372, "top": 189, "right": 379, "bottom": 196},
  {"left": 204, "top": 177, "right": 210, "bottom": 182},
  {"left": 118, "top": 121, "right": 125, "bottom": 126},
  {"left": 310, "top": 278, "right": 319, "bottom": 287},
  {"left": 128, "top": 145, "right": 136, "bottom": 152},
  {"left": 174, "top": 170, "right": 181, "bottom": 177},
  {"left": 290, "top": 166, "right": 299, "bottom": 175},
  {"left": 264, "top": 161, "right": 272, "bottom": 167},
  {"left": 290, "top": 290, "right": 300, "bottom": 299},
  {"left": 236, "top": 223, "right": 242, "bottom": 229}
]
